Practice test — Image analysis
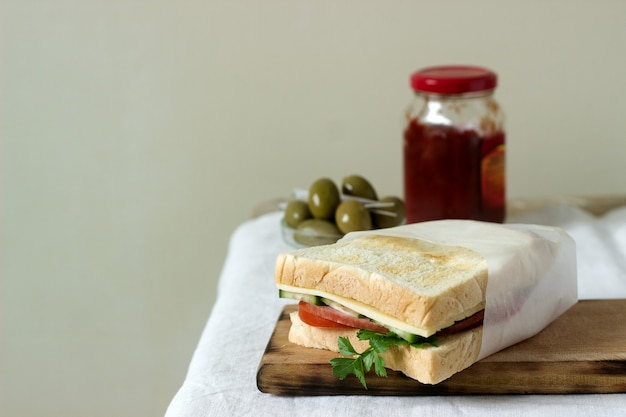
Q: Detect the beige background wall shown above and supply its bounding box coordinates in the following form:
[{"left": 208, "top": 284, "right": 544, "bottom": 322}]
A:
[{"left": 3, "top": 1, "right": 625, "bottom": 416}]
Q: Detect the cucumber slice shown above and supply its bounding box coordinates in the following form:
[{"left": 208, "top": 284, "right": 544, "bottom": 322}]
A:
[
  {"left": 372, "top": 320, "right": 423, "bottom": 344},
  {"left": 278, "top": 289, "right": 323, "bottom": 305},
  {"left": 389, "top": 327, "right": 422, "bottom": 344}
]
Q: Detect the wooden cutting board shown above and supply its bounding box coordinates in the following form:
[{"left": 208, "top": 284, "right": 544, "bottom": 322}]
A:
[{"left": 257, "top": 300, "right": 626, "bottom": 395}]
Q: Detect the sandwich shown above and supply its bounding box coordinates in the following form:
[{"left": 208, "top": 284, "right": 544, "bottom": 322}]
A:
[{"left": 275, "top": 219, "right": 577, "bottom": 386}]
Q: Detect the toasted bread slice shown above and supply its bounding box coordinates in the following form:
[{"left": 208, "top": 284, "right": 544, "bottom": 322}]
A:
[{"left": 276, "top": 234, "right": 488, "bottom": 337}]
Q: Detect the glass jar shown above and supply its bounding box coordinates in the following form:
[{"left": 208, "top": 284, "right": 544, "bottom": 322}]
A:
[{"left": 403, "top": 65, "right": 506, "bottom": 223}]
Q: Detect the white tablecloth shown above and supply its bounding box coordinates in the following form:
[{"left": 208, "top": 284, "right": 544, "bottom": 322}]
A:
[{"left": 165, "top": 204, "right": 626, "bottom": 417}]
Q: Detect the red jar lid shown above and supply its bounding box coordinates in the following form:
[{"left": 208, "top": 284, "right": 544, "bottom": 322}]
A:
[{"left": 410, "top": 65, "right": 497, "bottom": 94}]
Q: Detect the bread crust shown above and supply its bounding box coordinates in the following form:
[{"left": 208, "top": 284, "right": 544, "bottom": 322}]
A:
[
  {"left": 275, "top": 235, "right": 488, "bottom": 335},
  {"left": 288, "top": 311, "right": 482, "bottom": 384}
]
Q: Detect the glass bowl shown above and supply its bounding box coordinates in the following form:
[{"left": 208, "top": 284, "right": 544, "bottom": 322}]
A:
[{"left": 280, "top": 219, "right": 344, "bottom": 248}]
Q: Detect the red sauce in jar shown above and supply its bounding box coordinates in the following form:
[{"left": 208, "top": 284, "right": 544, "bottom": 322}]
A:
[{"left": 403, "top": 120, "right": 505, "bottom": 223}]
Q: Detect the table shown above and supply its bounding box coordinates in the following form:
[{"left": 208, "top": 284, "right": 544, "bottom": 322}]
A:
[{"left": 165, "top": 199, "right": 626, "bottom": 417}]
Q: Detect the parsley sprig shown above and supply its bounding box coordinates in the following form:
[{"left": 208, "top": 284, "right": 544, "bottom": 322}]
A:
[{"left": 329, "top": 330, "right": 437, "bottom": 389}]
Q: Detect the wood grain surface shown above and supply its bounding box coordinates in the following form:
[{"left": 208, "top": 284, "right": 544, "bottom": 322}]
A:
[{"left": 257, "top": 300, "right": 626, "bottom": 395}]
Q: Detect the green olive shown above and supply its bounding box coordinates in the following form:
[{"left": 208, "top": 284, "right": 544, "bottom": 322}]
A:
[
  {"left": 308, "top": 178, "right": 340, "bottom": 220},
  {"left": 341, "top": 175, "right": 378, "bottom": 201},
  {"left": 294, "top": 219, "right": 342, "bottom": 246},
  {"left": 283, "top": 199, "right": 312, "bottom": 228},
  {"left": 335, "top": 200, "right": 373, "bottom": 234},
  {"left": 371, "top": 196, "right": 405, "bottom": 229}
]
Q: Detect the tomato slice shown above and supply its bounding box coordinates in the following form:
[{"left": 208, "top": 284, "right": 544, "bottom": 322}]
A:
[
  {"left": 298, "top": 302, "right": 352, "bottom": 328},
  {"left": 297, "top": 301, "right": 388, "bottom": 333}
]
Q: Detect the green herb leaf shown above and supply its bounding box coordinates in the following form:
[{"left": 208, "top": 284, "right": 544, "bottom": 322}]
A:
[
  {"left": 330, "top": 357, "right": 357, "bottom": 379},
  {"left": 368, "top": 333, "right": 407, "bottom": 352},
  {"left": 361, "top": 348, "right": 377, "bottom": 372},
  {"left": 330, "top": 330, "right": 436, "bottom": 389},
  {"left": 373, "top": 353, "right": 387, "bottom": 377},
  {"left": 352, "top": 357, "right": 367, "bottom": 389},
  {"left": 337, "top": 336, "right": 358, "bottom": 356},
  {"left": 356, "top": 329, "right": 379, "bottom": 340}
]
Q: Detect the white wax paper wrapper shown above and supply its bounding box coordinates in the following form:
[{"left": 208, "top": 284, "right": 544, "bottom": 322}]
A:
[
  {"left": 508, "top": 203, "right": 626, "bottom": 300},
  {"left": 342, "top": 220, "right": 578, "bottom": 360}
]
